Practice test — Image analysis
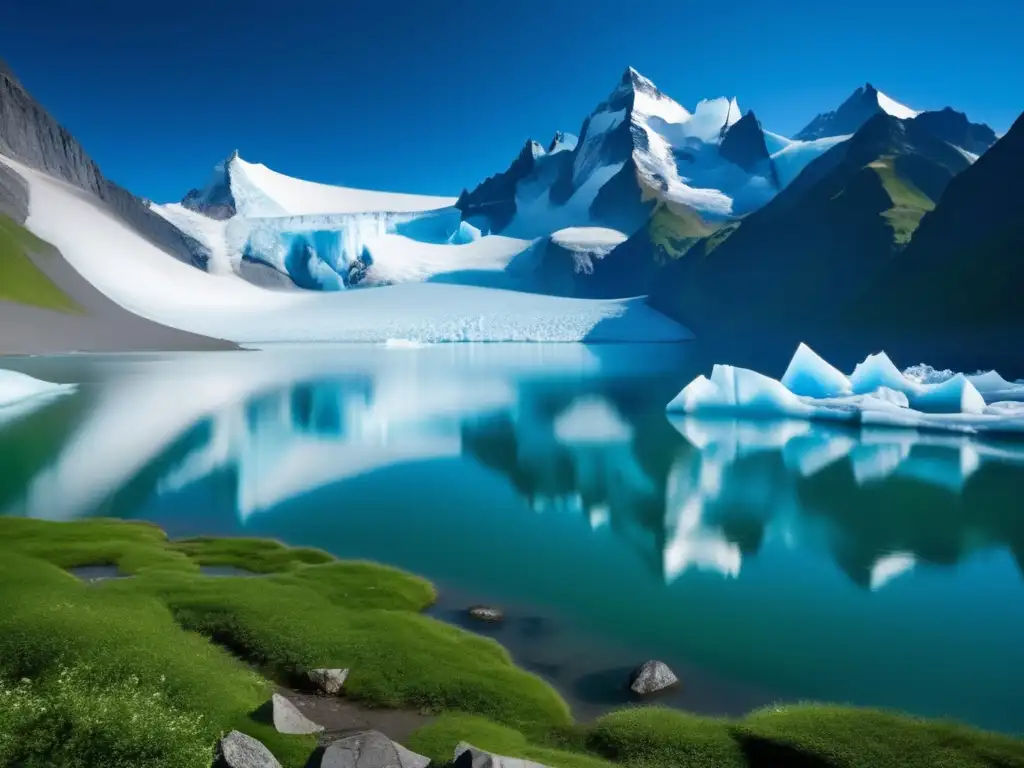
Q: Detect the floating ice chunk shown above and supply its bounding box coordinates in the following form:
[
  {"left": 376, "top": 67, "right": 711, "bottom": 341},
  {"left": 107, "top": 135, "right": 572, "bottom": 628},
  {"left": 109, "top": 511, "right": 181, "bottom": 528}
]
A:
[
  {"left": 667, "top": 364, "right": 814, "bottom": 418},
  {"left": 781, "top": 343, "right": 852, "bottom": 398},
  {"left": 849, "top": 352, "right": 919, "bottom": 397},
  {"left": 870, "top": 387, "right": 910, "bottom": 407},
  {"left": 911, "top": 375, "right": 986, "bottom": 415},
  {"left": 903, "top": 364, "right": 955, "bottom": 386},
  {"left": 0, "top": 369, "right": 76, "bottom": 410}
]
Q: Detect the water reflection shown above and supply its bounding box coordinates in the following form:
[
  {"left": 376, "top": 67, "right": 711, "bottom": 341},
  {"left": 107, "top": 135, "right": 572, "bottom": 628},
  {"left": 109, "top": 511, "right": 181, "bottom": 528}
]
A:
[{"left": 2, "top": 345, "right": 1024, "bottom": 732}]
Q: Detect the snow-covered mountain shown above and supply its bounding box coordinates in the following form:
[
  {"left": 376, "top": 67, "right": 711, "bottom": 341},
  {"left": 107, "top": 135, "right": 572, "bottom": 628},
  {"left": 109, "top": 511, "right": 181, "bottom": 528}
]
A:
[
  {"left": 796, "top": 83, "right": 921, "bottom": 140},
  {"left": 458, "top": 68, "right": 847, "bottom": 241}
]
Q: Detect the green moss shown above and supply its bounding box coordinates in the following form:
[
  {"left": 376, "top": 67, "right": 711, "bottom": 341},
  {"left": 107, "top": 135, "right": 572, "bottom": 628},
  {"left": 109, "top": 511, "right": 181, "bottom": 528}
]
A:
[
  {"left": 3, "top": 518, "right": 1024, "bottom": 768},
  {"left": 737, "top": 704, "right": 1024, "bottom": 768},
  {"left": 588, "top": 707, "right": 745, "bottom": 767},
  {"left": 0, "top": 518, "right": 569, "bottom": 767},
  {"left": 0, "top": 214, "right": 82, "bottom": 313},
  {"left": 408, "top": 714, "right": 616, "bottom": 767},
  {"left": 869, "top": 156, "right": 936, "bottom": 244}
]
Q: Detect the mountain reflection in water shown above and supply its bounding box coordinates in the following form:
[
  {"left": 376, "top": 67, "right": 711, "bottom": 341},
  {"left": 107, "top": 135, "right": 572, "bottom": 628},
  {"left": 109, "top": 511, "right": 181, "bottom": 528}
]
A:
[{"left": 1, "top": 344, "right": 1023, "bottom": 733}]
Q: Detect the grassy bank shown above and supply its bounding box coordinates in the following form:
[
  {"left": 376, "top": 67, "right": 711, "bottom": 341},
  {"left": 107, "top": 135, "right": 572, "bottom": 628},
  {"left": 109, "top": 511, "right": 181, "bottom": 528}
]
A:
[
  {"left": 0, "top": 214, "right": 81, "bottom": 313},
  {"left": 1, "top": 518, "right": 1022, "bottom": 768}
]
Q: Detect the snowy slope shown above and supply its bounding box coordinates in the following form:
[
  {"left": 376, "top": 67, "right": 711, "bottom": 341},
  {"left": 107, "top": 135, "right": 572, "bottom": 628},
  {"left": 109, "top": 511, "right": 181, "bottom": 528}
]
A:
[
  {"left": 876, "top": 90, "right": 921, "bottom": 120},
  {"left": 227, "top": 154, "right": 455, "bottom": 217},
  {"left": 360, "top": 233, "right": 531, "bottom": 285},
  {"left": 3, "top": 154, "right": 688, "bottom": 343}
]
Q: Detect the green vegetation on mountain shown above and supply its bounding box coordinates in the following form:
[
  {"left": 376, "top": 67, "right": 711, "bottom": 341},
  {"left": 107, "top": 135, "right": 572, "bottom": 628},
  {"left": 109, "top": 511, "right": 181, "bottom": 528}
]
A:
[
  {"left": 852, "top": 110, "right": 1024, "bottom": 332},
  {"left": 0, "top": 214, "right": 81, "bottom": 313},
  {"left": 648, "top": 114, "right": 970, "bottom": 337},
  {"left": 647, "top": 202, "right": 718, "bottom": 261}
]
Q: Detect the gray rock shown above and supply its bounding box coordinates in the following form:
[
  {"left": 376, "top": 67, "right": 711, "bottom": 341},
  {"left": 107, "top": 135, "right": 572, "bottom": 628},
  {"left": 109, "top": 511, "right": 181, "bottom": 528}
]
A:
[
  {"left": 308, "top": 668, "right": 349, "bottom": 695},
  {"left": 0, "top": 58, "right": 209, "bottom": 268},
  {"left": 270, "top": 693, "right": 323, "bottom": 735},
  {"left": 214, "top": 730, "right": 282, "bottom": 768},
  {"left": 629, "top": 660, "right": 678, "bottom": 695},
  {"left": 321, "top": 730, "right": 429, "bottom": 768},
  {"left": 453, "top": 742, "right": 549, "bottom": 768},
  {"left": 468, "top": 605, "right": 504, "bottom": 623}
]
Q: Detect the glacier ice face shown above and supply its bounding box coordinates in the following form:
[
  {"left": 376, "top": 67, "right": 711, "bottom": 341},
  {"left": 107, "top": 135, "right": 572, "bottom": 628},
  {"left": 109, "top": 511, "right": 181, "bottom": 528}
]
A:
[
  {"left": 666, "top": 344, "right": 1024, "bottom": 437},
  {"left": 781, "top": 342, "right": 852, "bottom": 398}
]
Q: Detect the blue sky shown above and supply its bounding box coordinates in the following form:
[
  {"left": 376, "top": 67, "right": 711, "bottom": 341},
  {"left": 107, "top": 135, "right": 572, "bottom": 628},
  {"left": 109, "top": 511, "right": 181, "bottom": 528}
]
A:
[{"left": 2, "top": 0, "right": 1021, "bottom": 203}]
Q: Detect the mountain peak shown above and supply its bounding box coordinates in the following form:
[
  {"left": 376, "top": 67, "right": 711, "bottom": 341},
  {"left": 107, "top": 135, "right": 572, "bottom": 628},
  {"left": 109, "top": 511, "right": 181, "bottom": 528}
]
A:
[
  {"left": 796, "top": 83, "right": 918, "bottom": 141},
  {"left": 547, "top": 131, "right": 578, "bottom": 154}
]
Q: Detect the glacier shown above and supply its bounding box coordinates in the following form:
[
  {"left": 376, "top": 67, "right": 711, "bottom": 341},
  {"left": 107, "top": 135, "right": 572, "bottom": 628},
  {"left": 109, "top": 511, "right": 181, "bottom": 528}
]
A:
[
  {"left": 4, "top": 154, "right": 689, "bottom": 343},
  {"left": 667, "top": 344, "right": 1024, "bottom": 437}
]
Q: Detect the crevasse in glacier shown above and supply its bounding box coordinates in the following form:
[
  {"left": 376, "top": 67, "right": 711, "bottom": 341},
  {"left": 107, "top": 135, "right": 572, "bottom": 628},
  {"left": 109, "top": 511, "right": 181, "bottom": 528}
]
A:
[{"left": 234, "top": 208, "right": 476, "bottom": 290}]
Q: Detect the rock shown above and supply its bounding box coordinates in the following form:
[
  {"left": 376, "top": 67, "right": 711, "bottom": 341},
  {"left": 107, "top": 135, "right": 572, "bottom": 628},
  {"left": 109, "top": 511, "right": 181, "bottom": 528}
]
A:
[
  {"left": 270, "top": 693, "right": 323, "bottom": 735},
  {"left": 629, "top": 660, "right": 678, "bottom": 695},
  {"left": 214, "top": 730, "right": 282, "bottom": 768},
  {"left": 308, "top": 668, "right": 349, "bottom": 695},
  {"left": 468, "top": 605, "right": 504, "bottom": 623},
  {"left": 453, "top": 742, "right": 550, "bottom": 768},
  {"left": 321, "top": 730, "right": 430, "bottom": 768}
]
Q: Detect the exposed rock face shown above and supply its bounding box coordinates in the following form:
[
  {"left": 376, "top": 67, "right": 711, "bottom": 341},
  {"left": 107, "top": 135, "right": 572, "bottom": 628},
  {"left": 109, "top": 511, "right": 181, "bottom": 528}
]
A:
[
  {"left": 629, "top": 660, "right": 678, "bottom": 694},
  {"left": 454, "top": 742, "right": 550, "bottom": 767},
  {"left": 271, "top": 693, "right": 324, "bottom": 735},
  {"left": 467, "top": 605, "right": 504, "bottom": 623},
  {"left": 456, "top": 140, "right": 546, "bottom": 232},
  {"left": 0, "top": 57, "right": 209, "bottom": 268},
  {"left": 321, "top": 730, "right": 430, "bottom": 768},
  {"left": 181, "top": 151, "right": 238, "bottom": 219},
  {"left": 308, "top": 668, "right": 349, "bottom": 695},
  {"left": 0, "top": 159, "right": 28, "bottom": 222},
  {"left": 911, "top": 107, "right": 998, "bottom": 156},
  {"left": 796, "top": 83, "right": 888, "bottom": 140},
  {"left": 720, "top": 111, "right": 780, "bottom": 187},
  {"left": 214, "top": 730, "right": 282, "bottom": 768}
]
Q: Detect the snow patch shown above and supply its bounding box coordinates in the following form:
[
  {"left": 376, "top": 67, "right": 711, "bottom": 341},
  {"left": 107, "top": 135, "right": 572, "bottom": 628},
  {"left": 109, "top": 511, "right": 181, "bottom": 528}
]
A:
[{"left": 876, "top": 90, "right": 921, "bottom": 120}]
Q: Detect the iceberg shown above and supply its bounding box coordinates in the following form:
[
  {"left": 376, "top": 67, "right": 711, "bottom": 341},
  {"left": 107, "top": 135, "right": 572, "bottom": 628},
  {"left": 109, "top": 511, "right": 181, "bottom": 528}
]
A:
[
  {"left": 666, "top": 344, "right": 1024, "bottom": 437},
  {"left": 781, "top": 342, "right": 852, "bottom": 398}
]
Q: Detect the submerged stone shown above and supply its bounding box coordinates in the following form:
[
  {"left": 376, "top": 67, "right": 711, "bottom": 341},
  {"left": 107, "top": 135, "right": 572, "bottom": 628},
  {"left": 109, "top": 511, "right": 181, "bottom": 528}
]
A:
[
  {"left": 468, "top": 605, "right": 504, "bottom": 623},
  {"left": 308, "top": 667, "right": 349, "bottom": 695}
]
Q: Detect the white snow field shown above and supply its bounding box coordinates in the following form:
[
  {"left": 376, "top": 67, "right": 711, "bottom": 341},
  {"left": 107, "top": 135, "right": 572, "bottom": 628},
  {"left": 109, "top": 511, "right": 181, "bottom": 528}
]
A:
[
  {"left": 2, "top": 155, "right": 688, "bottom": 344},
  {"left": 769, "top": 134, "right": 851, "bottom": 187},
  {"left": 0, "top": 369, "right": 76, "bottom": 427},
  {"left": 876, "top": 90, "right": 921, "bottom": 120},
  {"left": 219, "top": 154, "right": 456, "bottom": 217},
  {"left": 667, "top": 344, "right": 1024, "bottom": 436}
]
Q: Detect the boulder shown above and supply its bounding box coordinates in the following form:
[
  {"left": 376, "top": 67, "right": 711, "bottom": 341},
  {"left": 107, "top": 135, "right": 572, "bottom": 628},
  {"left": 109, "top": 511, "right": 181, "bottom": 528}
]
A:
[
  {"left": 214, "top": 730, "right": 282, "bottom": 768},
  {"left": 308, "top": 668, "right": 349, "bottom": 695},
  {"left": 629, "top": 660, "right": 678, "bottom": 695},
  {"left": 321, "top": 730, "right": 430, "bottom": 768},
  {"left": 453, "top": 742, "right": 550, "bottom": 767},
  {"left": 467, "top": 605, "right": 504, "bottom": 623},
  {"left": 270, "top": 693, "right": 323, "bottom": 735}
]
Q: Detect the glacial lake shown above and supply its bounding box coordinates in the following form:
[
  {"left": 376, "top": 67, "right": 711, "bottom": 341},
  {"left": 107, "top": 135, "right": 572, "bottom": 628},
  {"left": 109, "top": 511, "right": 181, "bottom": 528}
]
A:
[{"left": 1, "top": 344, "right": 1023, "bottom": 735}]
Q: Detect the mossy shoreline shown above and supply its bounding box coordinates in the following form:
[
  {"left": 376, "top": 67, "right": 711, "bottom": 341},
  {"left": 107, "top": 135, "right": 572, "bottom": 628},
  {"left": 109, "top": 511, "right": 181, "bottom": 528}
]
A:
[{"left": 1, "top": 517, "right": 1021, "bottom": 768}]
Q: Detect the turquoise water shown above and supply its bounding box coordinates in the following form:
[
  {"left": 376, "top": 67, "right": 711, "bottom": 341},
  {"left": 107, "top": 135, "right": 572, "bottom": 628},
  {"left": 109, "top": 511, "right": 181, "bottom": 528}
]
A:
[{"left": 2, "top": 344, "right": 1023, "bottom": 734}]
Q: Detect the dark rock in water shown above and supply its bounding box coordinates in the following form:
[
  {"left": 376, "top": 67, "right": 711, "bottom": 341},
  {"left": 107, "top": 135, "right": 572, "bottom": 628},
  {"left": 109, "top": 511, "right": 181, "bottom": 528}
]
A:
[
  {"left": 0, "top": 58, "right": 209, "bottom": 268},
  {"left": 214, "top": 730, "right": 282, "bottom": 768},
  {"left": 629, "top": 660, "right": 678, "bottom": 694},
  {"left": 454, "top": 742, "right": 549, "bottom": 767},
  {"left": 468, "top": 605, "right": 504, "bottom": 623},
  {"left": 308, "top": 668, "right": 349, "bottom": 695},
  {"left": 321, "top": 730, "right": 429, "bottom": 768},
  {"left": 271, "top": 693, "right": 324, "bottom": 735}
]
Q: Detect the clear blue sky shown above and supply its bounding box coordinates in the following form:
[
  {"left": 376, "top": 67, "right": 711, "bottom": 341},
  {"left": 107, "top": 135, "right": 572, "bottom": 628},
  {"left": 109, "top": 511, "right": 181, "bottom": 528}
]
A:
[{"left": 2, "top": 0, "right": 1021, "bottom": 203}]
